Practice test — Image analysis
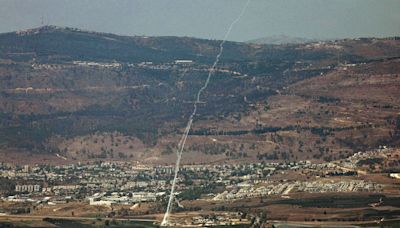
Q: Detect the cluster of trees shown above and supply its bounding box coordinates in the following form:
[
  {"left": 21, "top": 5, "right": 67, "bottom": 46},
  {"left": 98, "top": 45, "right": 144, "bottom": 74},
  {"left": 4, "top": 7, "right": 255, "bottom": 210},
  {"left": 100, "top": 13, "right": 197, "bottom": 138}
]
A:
[
  {"left": 188, "top": 143, "right": 230, "bottom": 155},
  {"left": 0, "top": 177, "right": 15, "bottom": 195},
  {"left": 179, "top": 184, "right": 217, "bottom": 201},
  {"left": 257, "top": 151, "right": 279, "bottom": 160}
]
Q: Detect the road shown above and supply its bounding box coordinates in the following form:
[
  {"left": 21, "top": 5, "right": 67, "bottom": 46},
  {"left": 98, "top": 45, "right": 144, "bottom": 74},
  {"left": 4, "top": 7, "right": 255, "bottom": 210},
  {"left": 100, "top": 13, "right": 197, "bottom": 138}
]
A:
[{"left": 0, "top": 214, "right": 156, "bottom": 223}]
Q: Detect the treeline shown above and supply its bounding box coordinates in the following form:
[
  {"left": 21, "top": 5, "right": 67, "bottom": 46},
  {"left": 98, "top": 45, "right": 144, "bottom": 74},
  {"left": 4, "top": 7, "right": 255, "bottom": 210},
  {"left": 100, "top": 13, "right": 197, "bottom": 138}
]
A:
[{"left": 188, "top": 126, "right": 357, "bottom": 137}]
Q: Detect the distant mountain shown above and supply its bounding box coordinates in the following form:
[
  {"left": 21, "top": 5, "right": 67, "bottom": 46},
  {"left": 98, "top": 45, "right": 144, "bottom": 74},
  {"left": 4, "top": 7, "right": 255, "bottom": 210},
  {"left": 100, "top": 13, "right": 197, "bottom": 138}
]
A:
[{"left": 247, "top": 35, "right": 321, "bottom": 45}]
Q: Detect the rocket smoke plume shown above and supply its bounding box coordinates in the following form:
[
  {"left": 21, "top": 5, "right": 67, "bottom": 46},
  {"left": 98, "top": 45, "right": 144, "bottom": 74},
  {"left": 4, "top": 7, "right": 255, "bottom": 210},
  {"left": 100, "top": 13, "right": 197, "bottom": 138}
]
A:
[{"left": 161, "top": 0, "right": 252, "bottom": 226}]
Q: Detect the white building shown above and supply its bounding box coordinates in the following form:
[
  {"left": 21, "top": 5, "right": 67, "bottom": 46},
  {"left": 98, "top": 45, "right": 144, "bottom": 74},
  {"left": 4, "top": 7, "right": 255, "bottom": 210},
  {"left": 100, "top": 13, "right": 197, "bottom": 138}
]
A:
[
  {"left": 174, "top": 60, "right": 193, "bottom": 64},
  {"left": 15, "top": 184, "right": 41, "bottom": 192}
]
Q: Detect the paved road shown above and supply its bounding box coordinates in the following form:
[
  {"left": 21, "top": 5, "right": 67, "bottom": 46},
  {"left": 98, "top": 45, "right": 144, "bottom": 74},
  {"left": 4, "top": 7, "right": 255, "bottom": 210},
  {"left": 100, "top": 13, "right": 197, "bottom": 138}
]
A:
[{"left": 0, "top": 214, "right": 156, "bottom": 223}]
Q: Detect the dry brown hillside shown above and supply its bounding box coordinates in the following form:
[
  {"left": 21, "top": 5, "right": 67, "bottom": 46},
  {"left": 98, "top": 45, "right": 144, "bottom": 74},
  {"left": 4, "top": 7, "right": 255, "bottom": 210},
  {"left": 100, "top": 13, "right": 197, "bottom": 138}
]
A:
[{"left": 0, "top": 27, "right": 399, "bottom": 164}]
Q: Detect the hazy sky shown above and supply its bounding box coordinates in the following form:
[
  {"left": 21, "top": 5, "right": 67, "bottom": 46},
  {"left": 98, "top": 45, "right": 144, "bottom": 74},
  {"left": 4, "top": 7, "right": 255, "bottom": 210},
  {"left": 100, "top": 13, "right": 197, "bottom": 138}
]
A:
[{"left": 1, "top": 0, "right": 399, "bottom": 41}]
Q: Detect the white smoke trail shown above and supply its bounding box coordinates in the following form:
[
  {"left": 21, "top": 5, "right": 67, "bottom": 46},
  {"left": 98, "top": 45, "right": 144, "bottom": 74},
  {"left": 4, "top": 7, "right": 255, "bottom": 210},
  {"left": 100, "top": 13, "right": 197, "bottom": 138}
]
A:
[{"left": 161, "top": 0, "right": 252, "bottom": 226}]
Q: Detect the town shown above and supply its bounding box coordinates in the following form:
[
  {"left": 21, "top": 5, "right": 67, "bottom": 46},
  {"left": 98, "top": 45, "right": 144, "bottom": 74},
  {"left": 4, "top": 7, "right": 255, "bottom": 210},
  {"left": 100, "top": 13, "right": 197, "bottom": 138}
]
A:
[{"left": 1, "top": 147, "right": 399, "bottom": 226}]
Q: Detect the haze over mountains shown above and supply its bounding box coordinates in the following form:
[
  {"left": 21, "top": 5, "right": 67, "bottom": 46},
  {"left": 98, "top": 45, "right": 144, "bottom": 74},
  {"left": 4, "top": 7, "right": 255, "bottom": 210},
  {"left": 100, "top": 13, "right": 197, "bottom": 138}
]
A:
[
  {"left": 246, "top": 35, "right": 322, "bottom": 45},
  {"left": 0, "top": 26, "right": 399, "bottom": 165}
]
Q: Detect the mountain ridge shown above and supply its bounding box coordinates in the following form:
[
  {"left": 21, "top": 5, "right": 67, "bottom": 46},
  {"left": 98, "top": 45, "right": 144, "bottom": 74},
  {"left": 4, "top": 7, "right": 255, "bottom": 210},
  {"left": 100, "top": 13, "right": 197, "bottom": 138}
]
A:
[{"left": 0, "top": 26, "right": 399, "bottom": 165}]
